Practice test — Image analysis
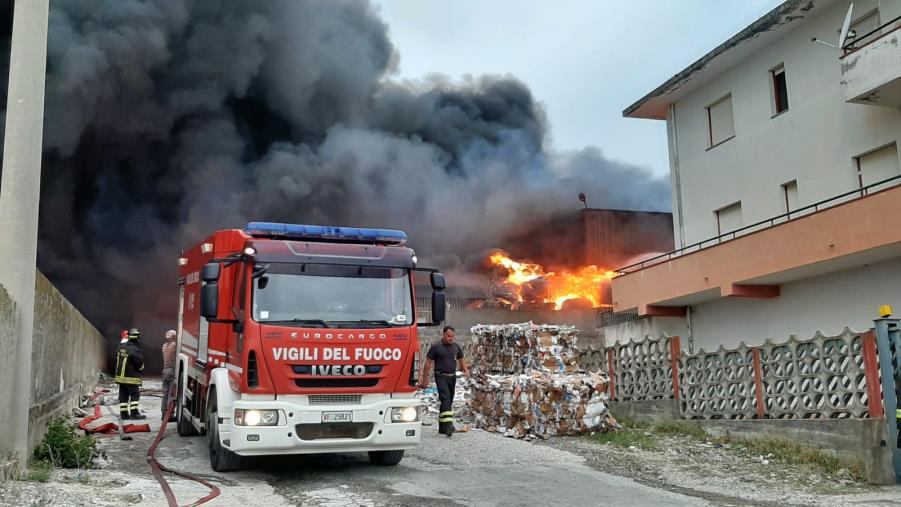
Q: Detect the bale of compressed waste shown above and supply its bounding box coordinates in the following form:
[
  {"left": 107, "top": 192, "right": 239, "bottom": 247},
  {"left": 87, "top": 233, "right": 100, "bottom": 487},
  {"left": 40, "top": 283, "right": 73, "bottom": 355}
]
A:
[
  {"left": 465, "top": 323, "right": 617, "bottom": 439},
  {"left": 468, "top": 322, "right": 581, "bottom": 375},
  {"left": 468, "top": 370, "right": 615, "bottom": 439}
]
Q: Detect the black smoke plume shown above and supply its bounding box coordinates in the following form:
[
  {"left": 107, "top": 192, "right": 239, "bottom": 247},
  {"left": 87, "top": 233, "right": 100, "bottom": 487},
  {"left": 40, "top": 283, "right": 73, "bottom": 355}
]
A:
[{"left": 19, "top": 0, "right": 670, "bottom": 368}]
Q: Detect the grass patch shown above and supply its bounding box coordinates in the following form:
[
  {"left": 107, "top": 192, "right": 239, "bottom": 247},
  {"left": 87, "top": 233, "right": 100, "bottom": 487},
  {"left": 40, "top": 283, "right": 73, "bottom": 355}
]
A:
[
  {"left": 20, "top": 461, "right": 52, "bottom": 483},
  {"left": 598, "top": 414, "right": 864, "bottom": 481},
  {"left": 593, "top": 428, "right": 658, "bottom": 450},
  {"left": 652, "top": 420, "right": 709, "bottom": 440},
  {"left": 735, "top": 436, "right": 863, "bottom": 479},
  {"left": 611, "top": 414, "right": 652, "bottom": 430},
  {"left": 33, "top": 417, "right": 97, "bottom": 469}
]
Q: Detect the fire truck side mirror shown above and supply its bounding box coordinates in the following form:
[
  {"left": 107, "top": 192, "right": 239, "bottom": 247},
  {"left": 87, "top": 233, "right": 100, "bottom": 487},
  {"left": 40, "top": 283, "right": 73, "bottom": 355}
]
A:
[
  {"left": 201, "top": 262, "right": 220, "bottom": 282},
  {"left": 201, "top": 282, "right": 219, "bottom": 320},
  {"left": 200, "top": 262, "right": 221, "bottom": 320},
  {"left": 431, "top": 291, "right": 446, "bottom": 323},
  {"left": 430, "top": 272, "right": 446, "bottom": 291}
]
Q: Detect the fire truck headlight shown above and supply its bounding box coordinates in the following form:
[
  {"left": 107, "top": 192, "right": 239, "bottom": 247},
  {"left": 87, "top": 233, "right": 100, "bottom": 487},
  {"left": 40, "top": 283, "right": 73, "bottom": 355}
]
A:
[
  {"left": 234, "top": 409, "right": 279, "bottom": 426},
  {"left": 260, "top": 410, "right": 278, "bottom": 425},
  {"left": 390, "top": 406, "right": 420, "bottom": 423}
]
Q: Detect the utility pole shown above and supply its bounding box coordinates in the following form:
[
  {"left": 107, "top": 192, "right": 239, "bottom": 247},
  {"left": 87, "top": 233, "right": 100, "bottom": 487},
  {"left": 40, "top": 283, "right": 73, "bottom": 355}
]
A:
[{"left": 0, "top": 0, "right": 50, "bottom": 470}]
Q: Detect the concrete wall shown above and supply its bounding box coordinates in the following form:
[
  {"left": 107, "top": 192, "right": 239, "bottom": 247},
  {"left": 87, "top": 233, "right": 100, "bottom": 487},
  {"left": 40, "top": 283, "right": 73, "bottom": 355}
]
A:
[
  {"left": 609, "top": 400, "right": 681, "bottom": 424},
  {"left": 608, "top": 399, "right": 894, "bottom": 484},
  {"left": 686, "top": 257, "right": 901, "bottom": 351},
  {"left": 698, "top": 419, "right": 893, "bottom": 485},
  {"left": 608, "top": 257, "right": 901, "bottom": 352},
  {"left": 25, "top": 272, "right": 106, "bottom": 451},
  {"left": 600, "top": 316, "right": 690, "bottom": 349},
  {"left": 668, "top": 0, "right": 901, "bottom": 248}
]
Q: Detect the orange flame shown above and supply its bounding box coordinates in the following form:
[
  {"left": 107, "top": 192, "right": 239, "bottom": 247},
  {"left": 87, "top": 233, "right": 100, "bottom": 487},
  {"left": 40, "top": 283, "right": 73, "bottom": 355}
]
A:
[{"left": 488, "top": 252, "right": 614, "bottom": 309}]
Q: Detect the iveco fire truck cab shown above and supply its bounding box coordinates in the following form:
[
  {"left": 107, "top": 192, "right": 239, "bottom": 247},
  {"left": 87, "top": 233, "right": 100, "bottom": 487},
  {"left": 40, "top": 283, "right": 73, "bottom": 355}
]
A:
[{"left": 174, "top": 222, "right": 446, "bottom": 471}]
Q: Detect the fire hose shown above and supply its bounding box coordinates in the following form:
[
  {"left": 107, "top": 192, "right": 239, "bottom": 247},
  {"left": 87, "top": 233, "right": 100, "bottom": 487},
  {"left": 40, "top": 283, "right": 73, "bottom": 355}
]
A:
[{"left": 147, "top": 383, "right": 221, "bottom": 507}]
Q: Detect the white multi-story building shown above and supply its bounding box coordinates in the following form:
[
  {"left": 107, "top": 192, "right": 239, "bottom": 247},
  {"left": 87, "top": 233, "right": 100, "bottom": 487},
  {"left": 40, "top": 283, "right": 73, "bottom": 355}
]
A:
[{"left": 610, "top": 0, "right": 901, "bottom": 352}]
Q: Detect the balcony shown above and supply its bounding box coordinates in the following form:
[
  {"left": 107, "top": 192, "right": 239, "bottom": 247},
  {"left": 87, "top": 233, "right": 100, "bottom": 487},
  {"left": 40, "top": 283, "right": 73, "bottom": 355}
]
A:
[
  {"left": 612, "top": 176, "right": 901, "bottom": 316},
  {"left": 841, "top": 16, "right": 901, "bottom": 107}
]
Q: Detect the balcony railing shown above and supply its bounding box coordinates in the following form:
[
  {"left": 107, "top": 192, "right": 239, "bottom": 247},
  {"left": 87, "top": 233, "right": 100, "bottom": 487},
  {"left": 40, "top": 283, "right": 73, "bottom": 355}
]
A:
[
  {"left": 597, "top": 310, "right": 643, "bottom": 328},
  {"left": 841, "top": 14, "right": 901, "bottom": 55},
  {"left": 616, "top": 174, "right": 901, "bottom": 276}
]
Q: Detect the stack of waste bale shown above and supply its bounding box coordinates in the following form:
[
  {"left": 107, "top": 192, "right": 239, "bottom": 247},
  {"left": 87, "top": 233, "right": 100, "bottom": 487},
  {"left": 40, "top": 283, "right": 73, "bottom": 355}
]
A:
[
  {"left": 467, "top": 323, "right": 581, "bottom": 375},
  {"left": 466, "top": 322, "right": 617, "bottom": 439}
]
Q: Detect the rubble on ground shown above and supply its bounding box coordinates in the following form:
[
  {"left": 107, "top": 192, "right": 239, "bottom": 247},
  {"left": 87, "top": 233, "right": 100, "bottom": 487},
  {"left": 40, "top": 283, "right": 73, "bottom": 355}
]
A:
[{"left": 465, "top": 322, "right": 616, "bottom": 439}]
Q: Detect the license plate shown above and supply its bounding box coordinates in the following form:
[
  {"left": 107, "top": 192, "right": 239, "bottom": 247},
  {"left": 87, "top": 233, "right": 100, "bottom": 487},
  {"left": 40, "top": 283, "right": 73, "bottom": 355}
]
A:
[{"left": 321, "top": 411, "right": 353, "bottom": 423}]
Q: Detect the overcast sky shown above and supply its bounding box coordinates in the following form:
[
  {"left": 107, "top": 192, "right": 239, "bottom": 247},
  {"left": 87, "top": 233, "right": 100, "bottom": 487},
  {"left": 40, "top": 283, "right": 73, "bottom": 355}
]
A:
[{"left": 374, "top": 0, "right": 784, "bottom": 177}]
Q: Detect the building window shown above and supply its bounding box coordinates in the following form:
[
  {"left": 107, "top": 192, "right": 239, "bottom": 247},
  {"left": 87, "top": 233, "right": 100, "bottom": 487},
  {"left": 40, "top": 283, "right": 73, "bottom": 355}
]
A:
[
  {"left": 771, "top": 65, "right": 788, "bottom": 115},
  {"left": 856, "top": 143, "right": 899, "bottom": 194},
  {"left": 849, "top": 9, "right": 880, "bottom": 42},
  {"left": 715, "top": 202, "right": 742, "bottom": 236},
  {"left": 781, "top": 180, "right": 798, "bottom": 215},
  {"left": 706, "top": 94, "right": 734, "bottom": 148}
]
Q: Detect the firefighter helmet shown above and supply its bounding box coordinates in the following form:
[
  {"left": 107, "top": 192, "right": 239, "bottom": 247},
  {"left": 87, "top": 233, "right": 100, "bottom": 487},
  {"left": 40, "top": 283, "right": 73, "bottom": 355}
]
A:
[{"left": 127, "top": 328, "right": 141, "bottom": 340}]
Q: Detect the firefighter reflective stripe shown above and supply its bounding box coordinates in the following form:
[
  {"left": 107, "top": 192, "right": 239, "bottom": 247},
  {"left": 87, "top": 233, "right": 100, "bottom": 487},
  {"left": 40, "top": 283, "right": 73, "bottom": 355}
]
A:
[
  {"left": 116, "top": 349, "right": 127, "bottom": 377},
  {"left": 119, "top": 403, "right": 129, "bottom": 413},
  {"left": 438, "top": 411, "right": 454, "bottom": 423},
  {"left": 129, "top": 402, "right": 140, "bottom": 410},
  {"left": 896, "top": 408, "right": 901, "bottom": 420},
  {"left": 114, "top": 347, "right": 141, "bottom": 384}
]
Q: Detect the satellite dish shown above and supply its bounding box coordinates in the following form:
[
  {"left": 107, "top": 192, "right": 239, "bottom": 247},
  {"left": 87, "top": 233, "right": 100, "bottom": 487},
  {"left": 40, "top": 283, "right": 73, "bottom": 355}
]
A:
[
  {"left": 811, "top": 3, "right": 854, "bottom": 50},
  {"left": 838, "top": 3, "right": 854, "bottom": 48}
]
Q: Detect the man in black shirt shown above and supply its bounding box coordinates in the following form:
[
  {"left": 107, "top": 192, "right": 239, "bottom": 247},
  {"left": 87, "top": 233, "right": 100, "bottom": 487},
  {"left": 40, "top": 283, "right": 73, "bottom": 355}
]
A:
[{"left": 419, "top": 326, "right": 470, "bottom": 436}]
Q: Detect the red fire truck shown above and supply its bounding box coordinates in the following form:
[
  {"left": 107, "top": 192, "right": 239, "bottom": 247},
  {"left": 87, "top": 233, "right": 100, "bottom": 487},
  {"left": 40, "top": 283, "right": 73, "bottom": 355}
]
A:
[{"left": 174, "top": 222, "right": 446, "bottom": 471}]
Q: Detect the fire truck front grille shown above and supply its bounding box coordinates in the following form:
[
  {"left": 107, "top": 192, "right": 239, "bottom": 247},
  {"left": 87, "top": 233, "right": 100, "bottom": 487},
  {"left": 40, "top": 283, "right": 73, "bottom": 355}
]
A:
[
  {"left": 296, "top": 423, "right": 374, "bottom": 440},
  {"left": 295, "top": 378, "right": 378, "bottom": 389},
  {"left": 308, "top": 395, "right": 363, "bottom": 405}
]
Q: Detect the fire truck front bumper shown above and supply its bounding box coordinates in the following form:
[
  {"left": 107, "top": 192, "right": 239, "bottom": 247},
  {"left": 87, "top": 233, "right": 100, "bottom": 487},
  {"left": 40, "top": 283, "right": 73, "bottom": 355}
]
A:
[{"left": 222, "top": 395, "right": 422, "bottom": 456}]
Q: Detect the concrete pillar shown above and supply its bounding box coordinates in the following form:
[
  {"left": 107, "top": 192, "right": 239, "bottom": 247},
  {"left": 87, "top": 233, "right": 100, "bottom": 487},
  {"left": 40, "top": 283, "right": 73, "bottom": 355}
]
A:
[{"left": 0, "top": 0, "right": 50, "bottom": 468}]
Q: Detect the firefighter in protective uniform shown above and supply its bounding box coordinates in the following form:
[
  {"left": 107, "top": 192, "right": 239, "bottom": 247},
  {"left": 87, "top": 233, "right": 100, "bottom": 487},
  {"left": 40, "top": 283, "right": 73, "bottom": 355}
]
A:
[{"left": 115, "top": 328, "right": 146, "bottom": 419}]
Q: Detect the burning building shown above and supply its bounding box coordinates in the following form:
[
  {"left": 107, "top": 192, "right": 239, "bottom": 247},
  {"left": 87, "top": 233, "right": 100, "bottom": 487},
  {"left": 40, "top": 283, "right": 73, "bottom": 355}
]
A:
[
  {"left": 417, "top": 207, "right": 673, "bottom": 314},
  {"left": 482, "top": 208, "right": 674, "bottom": 310},
  {"left": 487, "top": 252, "right": 614, "bottom": 310},
  {"left": 501, "top": 208, "right": 675, "bottom": 271}
]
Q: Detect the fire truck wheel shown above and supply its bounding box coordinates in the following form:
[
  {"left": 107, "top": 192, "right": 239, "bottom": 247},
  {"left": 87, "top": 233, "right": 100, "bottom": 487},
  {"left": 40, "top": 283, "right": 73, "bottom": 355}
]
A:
[
  {"left": 368, "top": 450, "right": 405, "bottom": 466},
  {"left": 207, "top": 393, "right": 244, "bottom": 472},
  {"left": 176, "top": 375, "right": 198, "bottom": 437}
]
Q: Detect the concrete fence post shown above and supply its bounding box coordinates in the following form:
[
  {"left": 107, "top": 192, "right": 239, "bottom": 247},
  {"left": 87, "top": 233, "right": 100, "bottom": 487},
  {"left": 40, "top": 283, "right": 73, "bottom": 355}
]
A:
[
  {"left": 669, "top": 336, "right": 681, "bottom": 401},
  {"left": 751, "top": 347, "right": 766, "bottom": 418},
  {"left": 861, "top": 330, "right": 884, "bottom": 419},
  {"left": 0, "top": 0, "right": 50, "bottom": 471},
  {"left": 606, "top": 348, "right": 616, "bottom": 401}
]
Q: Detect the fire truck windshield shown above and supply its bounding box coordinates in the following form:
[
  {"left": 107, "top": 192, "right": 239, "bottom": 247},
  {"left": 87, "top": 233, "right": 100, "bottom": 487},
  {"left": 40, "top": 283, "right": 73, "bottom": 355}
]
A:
[{"left": 252, "top": 263, "right": 413, "bottom": 328}]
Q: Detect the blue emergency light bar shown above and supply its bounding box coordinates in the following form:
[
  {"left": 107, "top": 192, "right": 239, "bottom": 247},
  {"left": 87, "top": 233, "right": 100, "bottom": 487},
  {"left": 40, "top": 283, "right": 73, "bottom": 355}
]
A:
[{"left": 245, "top": 222, "right": 408, "bottom": 245}]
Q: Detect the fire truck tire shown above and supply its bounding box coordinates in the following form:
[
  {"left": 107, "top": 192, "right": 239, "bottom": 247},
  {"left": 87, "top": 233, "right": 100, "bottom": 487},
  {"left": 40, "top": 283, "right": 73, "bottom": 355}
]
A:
[
  {"left": 368, "top": 450, "right": 405, "bottom": 466},
  {"left": 176, "top": 374, "right": 198, "bottom": 437},
  {"left": 207, "top": 393, "right": 244, "bottom": 472}
]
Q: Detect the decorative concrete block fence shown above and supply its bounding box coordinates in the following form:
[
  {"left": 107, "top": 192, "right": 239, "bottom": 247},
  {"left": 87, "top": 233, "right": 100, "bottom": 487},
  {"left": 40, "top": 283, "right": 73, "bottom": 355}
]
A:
[{"left": 600, "top": 329, "right": 881, "bottom": 420}]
